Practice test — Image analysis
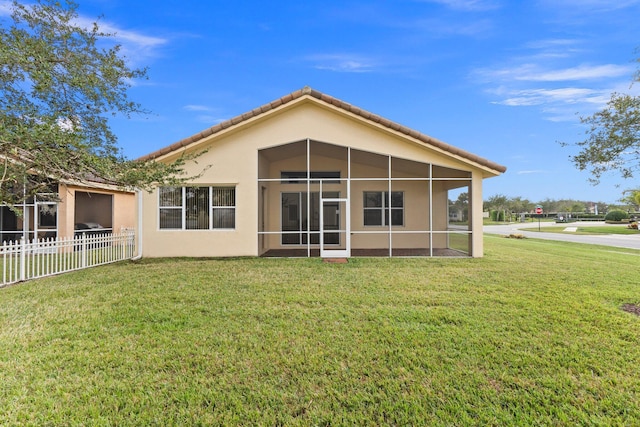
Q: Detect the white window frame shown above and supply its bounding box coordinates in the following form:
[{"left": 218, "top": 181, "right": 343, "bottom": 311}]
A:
[
  {"left": 211, "top": 187, "right": 236, "bottom": 230},
  {"left": 363, "top": 191, "right": 404, "bottom": 227}
]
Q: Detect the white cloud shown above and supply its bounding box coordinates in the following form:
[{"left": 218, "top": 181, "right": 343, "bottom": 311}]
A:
[
  {"left": 524, "top": 64, "right": 632, "bottom": 82},
  {"left": 98, "top": 22, "right": 166, "bottom": 50},
  {"left": 491, "top": 88, "right": 610, "bottom": 107},
  {"left": 419, "top": 0, "right": 501, "bottom": 11},
  {"left": 184, "top": 105, "right": 214, "bottom": 112},
  {"left": 0, "top": 2, "right": 167, "bottom": 64},
  {"left": 406, "top": 17, "right": 493, "bottom": 37},
  {"left": 478, "top": 60, "right": 639, "bottom": 119},
  {"left": 525, "top": 38, "right": 576, "bottom": 49},
  {"left": 77, "top": 18, "right": 167, "bottom": 63},
  {"left": 302, "top": 54, "right": 376, "bottom": 73},
  {"left": 0, "top": 1, "right": 11, "bottom": 15},
  {"left": 479, "top": 63, "right": 633, "bottom": 83},
  {"left": 537, "top": 0, "right": 640, "bottom": 13},
  {"left": 182, "top": 105, "right": 226, "bottom": 124},
  {"left": 472, "top": 31, "right": 639, "bottom": 123},
  {"left": 194, "top": 115, "right": 226, "bottom": 124}
]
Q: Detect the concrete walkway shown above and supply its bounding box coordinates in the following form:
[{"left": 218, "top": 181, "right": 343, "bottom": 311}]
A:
[{"left": 483, "top": 221, "right": 640, "bottom": 251}]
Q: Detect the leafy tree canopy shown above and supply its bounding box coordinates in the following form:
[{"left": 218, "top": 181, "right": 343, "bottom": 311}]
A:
[
  {"left": 0, "top": 0, "right": 190, "bottom": 207},
  {"left": 565, "top": 53, "right": 640, "bottom": 185}
]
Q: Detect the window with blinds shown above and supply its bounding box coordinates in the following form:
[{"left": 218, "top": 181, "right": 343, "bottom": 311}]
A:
[
  {"left": 159, "top": 186, "right": 236, "bottom": 230},
  {"left": 212, "top": 187, "right": 235, "bottom": 229},
  {"left": 159, "top": 187, "right": 183, "bottom": 229},
  {"left": 186, "top": 187, "right": 209, "bottom": 230}
]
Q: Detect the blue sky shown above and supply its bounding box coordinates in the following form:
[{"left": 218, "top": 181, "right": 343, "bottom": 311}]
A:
[{"left": 11, "top": 0, "right": 640, "bottom": 203}]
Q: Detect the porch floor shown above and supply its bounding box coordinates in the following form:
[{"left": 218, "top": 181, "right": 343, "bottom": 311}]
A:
[{"left": 261, "top": 248, "right": 468, "bottom": 258}]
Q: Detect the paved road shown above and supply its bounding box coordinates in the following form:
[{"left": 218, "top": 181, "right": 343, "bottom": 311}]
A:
[{"left": 483, "top": 221, "right": 640, "bottom": 250}]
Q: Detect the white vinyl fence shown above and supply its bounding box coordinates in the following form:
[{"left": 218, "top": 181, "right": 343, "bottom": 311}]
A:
[{"left": 1, "top": 230, "right": 136, "bottom": 287}]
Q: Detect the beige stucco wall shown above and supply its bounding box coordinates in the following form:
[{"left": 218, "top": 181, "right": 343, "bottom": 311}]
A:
[
  {"left": 113, "top": 190, "right": 136, "bottom": 232},
  {"left": 141, "top": 98, "right": 493, "bottom": 257},
  {"left": 470, "top": 174, "right": 484, "bottom": 257}
]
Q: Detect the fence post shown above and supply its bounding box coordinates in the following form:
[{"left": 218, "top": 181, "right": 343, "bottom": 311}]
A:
[
  {"left": 81, "top": 233, "right": 87, "bottom": 269},
  {"left": 20, "top": 238, "right": 26, "bottom": 282}
]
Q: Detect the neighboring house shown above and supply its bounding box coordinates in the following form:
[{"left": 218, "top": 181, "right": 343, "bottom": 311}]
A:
[
  {"left": 138, "top": 87, "right": 506, "bottom": 258},
  {"left": 449, "top": 207, "right": 465, "bottom": 222},
  {"left": 0, "top": 180, "right": 135, "bottom": 243}
]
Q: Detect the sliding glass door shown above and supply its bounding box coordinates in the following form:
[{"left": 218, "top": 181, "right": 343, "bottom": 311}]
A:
[{"left": 281, "top": 192, "right": 340, "bottom": 245}]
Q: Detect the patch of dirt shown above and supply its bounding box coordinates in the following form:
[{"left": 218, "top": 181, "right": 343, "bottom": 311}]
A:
[
  {"left": 323, "top": 258, "right": 348, "bottom": 264},
  {"left": 621, "top": 303, "right": 640, "bottom": 316}
]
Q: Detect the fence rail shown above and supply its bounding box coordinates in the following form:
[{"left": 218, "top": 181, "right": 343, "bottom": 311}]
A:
[{"left": 1, "top": 231, "right": 136, "bottom": 287}]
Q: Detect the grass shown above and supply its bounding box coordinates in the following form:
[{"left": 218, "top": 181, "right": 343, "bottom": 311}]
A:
[
  {"left": 1, "top": 237, "right": 640, "bottom": 425},
  {"left": 522, "top": 225, "right": 639, "bottom": 235}
]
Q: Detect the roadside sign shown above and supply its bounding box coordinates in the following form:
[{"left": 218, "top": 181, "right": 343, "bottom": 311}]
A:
[{"left": 535, "top": 205, "right": 543, "bottom": 231}]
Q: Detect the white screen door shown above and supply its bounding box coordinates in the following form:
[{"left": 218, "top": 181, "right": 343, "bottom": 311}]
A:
[{"left": 320, "top": 197, "right": 350, "bottom": 258}]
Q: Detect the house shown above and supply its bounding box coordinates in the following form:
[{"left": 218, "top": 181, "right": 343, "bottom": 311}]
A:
[
  {"left": 1, "top": 179, "right": 135, "bottom": 243},
  {"left": 137, "top": 87, "right": 506, "bottom": 258}
]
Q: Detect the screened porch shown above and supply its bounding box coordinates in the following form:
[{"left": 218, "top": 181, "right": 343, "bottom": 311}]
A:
[{"left": 257, "top": 139, "right": 473, "bottom": 257}]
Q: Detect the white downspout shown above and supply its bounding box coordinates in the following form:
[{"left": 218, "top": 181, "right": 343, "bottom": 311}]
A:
[{"left": 132, "top": 188, "right": 143, "bottom": 260}]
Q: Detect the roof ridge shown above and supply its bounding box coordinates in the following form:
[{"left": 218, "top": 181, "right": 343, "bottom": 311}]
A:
[{"left": 137, "top": 87, "right": 506, "bottom": 174}]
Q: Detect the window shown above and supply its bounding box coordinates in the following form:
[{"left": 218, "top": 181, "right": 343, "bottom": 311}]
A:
[
  {"left": 159, "top": 187, "right": 183, "bottom": 229},
  {"left": 212, "top": 187, "right": 236, "bottom": 229},
  {"left": 159, "top": 186, "right": 235, "bottom": 230},
  {"left": 363, "top": 191, "right": 404, "bottom": 226},
  {"left": 186, "top": 187, "right": 210, "bottom": 230}
]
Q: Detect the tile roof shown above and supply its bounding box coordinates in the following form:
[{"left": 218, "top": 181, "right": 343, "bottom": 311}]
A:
[{"left": 138, "top": 86, "right": 507, "bottom": 173}]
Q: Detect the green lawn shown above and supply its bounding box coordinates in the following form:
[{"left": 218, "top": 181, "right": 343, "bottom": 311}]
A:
[
  {"left": 1, "top": 237, "right": 640, "bottom": 426},
  {"left": 522, "top": 225, "right": 639, "bottom": 235}
]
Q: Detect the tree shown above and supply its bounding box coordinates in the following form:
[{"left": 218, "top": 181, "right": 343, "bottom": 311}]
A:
[
  {"left": 451, "top": 192, "right": 468, "bottom": 221},
  {"left": 620, "top": 190, "right": 640, "bottom": 211},
  {"left": 484, "top": 194, "right": 508, "bottom": 221},
  {"left": 0, "top": 0, "right": 189, "bottom": 207},
  {"left": 505, "top": 196, "right": 533, "bottom": 216},
  {"left": 484, "top": 195, "right": 534, "bottom": 222},
  {"left": 570, "top": 202, "right": 586, "bottom": 213},
  {"left": 564, "top": 54, "right": 640, "bottom": 185}
]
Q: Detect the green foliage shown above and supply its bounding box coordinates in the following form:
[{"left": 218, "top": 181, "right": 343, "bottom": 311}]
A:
[
  {"left": 483, "top": 195, "right": 618, "bottom": 218},
  {"left": 576, "top": 213, "right": 605, "bottom": 220},
  {"left": 1, "top": 239, "right": 640, "bottom": 424},
  {"left": 450, "top": 192, "right": 469, "bottom": 222},
  {"left": 484, "top": 194, "right": 535, "bottom": 216},
  {"left": 604, "top": 209, "right": 629, "bottom": 221},
  {"left": 0, "top": 0, "right": 191, "bottom": 206},
  {"left": 621, "top": 190, "right": 640, "bottom": 210},
  {"left": 563, "top": 53, "right": 640, "bottom": 184},
  {"left": 488, "top": 208, "right": 507, "bottom": 222}
]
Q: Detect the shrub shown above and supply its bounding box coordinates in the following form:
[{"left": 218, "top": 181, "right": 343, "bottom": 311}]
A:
[
  {"left": 577, "top": 213, "right": 605, "bottom": 220},
  {"left": 605, "top": 210, "right": 629, "bottom": 222},
  {"left": 490, "top": 210, "right": 506, "bottom": 221}
]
